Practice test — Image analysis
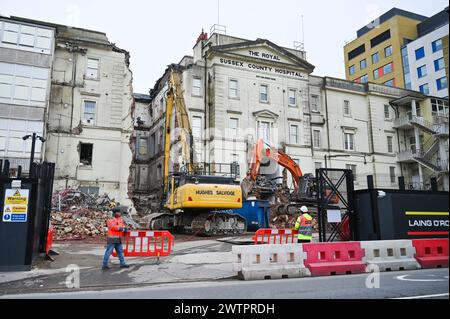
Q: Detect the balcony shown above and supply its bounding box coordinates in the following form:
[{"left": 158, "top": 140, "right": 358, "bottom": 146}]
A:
[{"left": 393, "top": 113, "right": 437, "bottom": 134}]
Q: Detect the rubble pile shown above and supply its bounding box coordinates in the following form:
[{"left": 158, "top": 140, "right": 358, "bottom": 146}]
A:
[
  {"left": 50, "top": 189, "right": 138, "bottom": 240},
  {"left": 51, "top": 210, "right": 110, "bottom": 240}
]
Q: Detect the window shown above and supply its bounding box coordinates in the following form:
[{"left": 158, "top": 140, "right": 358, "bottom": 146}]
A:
[
  {"left": 343, "top": 100, "right": 351, "bottom": 116},
  {"left": 158, "top": 127, "right": 164, "bottom": 152},
  {"left": 83, "top": 101, "right": 96, "bottom": 125},
  {"left": 86, "top": 58, "right": 99, "bottom": 79},
  {"left": 360, "top": 74, "right": 369, "bottom": 83},
  {"left": 311, "top": 95, "right": 319, "bottom": 112},
  {"left": 1, "top": 22, "right": 53, "bottom": 54},
  {"left": 389, "top": 167, "right": 396, "bottom": 184},
  {"left": 313, "top": 130, "right": 321, "bottom": 149},
  {"left": 372, "top": 52, "right": 380, "bottom": 64},
  {"left": 230, "top": 117, "right": 239, "bottom": 137},
  {"left": 349, "top": 65, "right": 356, "bottom": 76},
  {"left": 80, "top": 143, "right": 93, "bottom": 166},
  {"left": 192, "top": 116, "right": 202, "bottom": 139},
  {"left": 344, "top": 133, "right": 355, "bottom": 151},
  {"left": 346, "top": 164, "right": 357, "bottom": 181},
  {"left": 434, "top": 58, "right": 445, "bottom": 72},
  {"left": 431, "top": 99, "right": 449, "bottom": 116},
  {"left": 150, "top": 133, "right": 156, "bottom": 157},
  {"left": 348, "top": 44, "right": 366, "bottom": 60},
  {"left": 157, "top": 164, "right": 162, "bottom": 181},
  {"left": 0, "top": 62, "right": 48, "bottom": 106},
  {"left": 384, "top": 45, "right": 393, "bottom": 57},
  {"left": 384, "top": 105, "right": 391, "bottom": 119},
  {"left": 260, "top": 85, "right": 269, "bottom": 103},
  {"left": 419, "top": 83, "right": 429, "bottom": 95},
  {"left": 289, "top": 125, "right": 299, "bottom": 144},
  {"left": 383, "top": 63, "right": 393, "bottom": 75},
  {"left": 385, "top": 79, "right": 395, "bottom": 87},
  {"left": 232, "top": 153, "right": 239, "bottom": 163},
  {"left": 373, "top": 69, "right": 380, "bottom": 80},
  {"left": 432, "top": 39, "right": 443, "bottom": 53},
  {"left": 192, "top": 77, "right": 202, "bottom": 96},
  {"left": 360, "top": 59, "right": 367, "bottom": 70},
  {"left": 288, "top": 89, "right": 297, "bottom": 107},
  {"left": 436, "top": 77, "right": 447, "bottom": 91},
  {"left": 257, "top": 121, "right": 271, "bottom": 141},
  {"left": 387, "top": 136, "right": 394, "bottom": 153},
  {"left": 229, "top": 79, "right": 238, "bottom": 98},
  {"left": 139, "top": 138, "right": 148, "bottom": 156},
  {"left": 371, "top": 29, "right": 391, "bottom": 48},
  {"left": 417, "top": 65, "right": 427, "bottom": 78},
  {"left": 415, "top": 47, "right": 425, "bottom": 60}
]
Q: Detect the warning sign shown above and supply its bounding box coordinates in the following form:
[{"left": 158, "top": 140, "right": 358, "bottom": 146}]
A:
[
  {"left": 5, "top": 189, "right": 29, "bottom": 205},
  {"left": 2, "top": 188, "right": 29, "bottom": 223}
]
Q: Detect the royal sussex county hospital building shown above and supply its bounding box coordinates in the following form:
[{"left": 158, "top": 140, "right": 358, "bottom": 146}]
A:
[{"left": 138, "top": 32, "right": 449, "bottom": 211}]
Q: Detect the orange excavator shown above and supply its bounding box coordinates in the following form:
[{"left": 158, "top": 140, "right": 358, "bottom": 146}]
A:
[{"left": 242, "top": 139, "right": 339, "bottom": 214}]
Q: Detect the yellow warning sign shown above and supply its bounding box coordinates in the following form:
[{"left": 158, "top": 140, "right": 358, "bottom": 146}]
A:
[
  {"left": 5, "top": 190, "right": 28, "bottom": 205},
  {"left": 12, "top": 206, "right": 27, "bottom": 213},
  {"left": 4, "top": 207, "right": 11, "bottom": 213}
]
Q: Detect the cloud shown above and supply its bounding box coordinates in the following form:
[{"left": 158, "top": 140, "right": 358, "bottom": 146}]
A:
[
  {"left": 65, "top": 4, "right": 81, "bottom": 27},
  {"left": 364, "top": 3, "right": 382, "bottom": 29}
]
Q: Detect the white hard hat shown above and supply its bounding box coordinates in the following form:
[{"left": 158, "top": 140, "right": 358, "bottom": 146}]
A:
[{"left": 300, "top": 206, "right": 308, "bottom": 213}]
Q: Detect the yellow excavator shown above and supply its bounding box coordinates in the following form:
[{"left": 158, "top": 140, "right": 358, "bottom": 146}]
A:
[{"left": 147, "top": 68, "right": 246, "bottom": 236}]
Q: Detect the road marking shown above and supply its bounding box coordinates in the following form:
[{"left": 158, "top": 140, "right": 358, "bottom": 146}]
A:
[
  {"left": 396, "top": 275, "right": 448, "bottom": 282},
  {"left": 393, "top": 293, "right": 449, "bottom": 300}
]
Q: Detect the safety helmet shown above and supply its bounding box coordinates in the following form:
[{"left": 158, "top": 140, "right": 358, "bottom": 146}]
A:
[{"left": 300, "top": 206, "right": 308, "bottom": 213}]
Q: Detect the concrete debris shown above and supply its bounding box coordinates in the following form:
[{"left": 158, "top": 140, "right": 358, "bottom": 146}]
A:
[{"left": 52, "top": 189, "right": 116, "bottom": 212}]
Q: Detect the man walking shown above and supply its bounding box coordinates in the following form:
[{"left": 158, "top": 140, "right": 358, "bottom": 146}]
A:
[
  {"left": 295, "top": 206, "right": 313, "bottom": 243},
  {"left": 102, "top": 208, "right": 130, "bottom": 270}
]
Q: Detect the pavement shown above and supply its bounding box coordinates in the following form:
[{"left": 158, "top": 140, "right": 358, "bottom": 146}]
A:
[
  {"left": 0, "top": 236, "right": 246, "bottom": 296},
  {"left": 2, "top": 268, "right": 448, "bottom": 299}
]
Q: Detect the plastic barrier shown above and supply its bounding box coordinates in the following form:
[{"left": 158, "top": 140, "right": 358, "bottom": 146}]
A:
[
  {"left": 112, "top": 230, "right": 174, "bottom": 258},
  {"left": 253, "top": 229, "right": 299, "bottom": 245},
  {"left": 232, "top": 244, "right": 311, "bottom": 281},
  {"left": 303, "top": 242, "right": 366, "bottom": 276},
  {"left": 361, "top": 240, "right": 420, "bottom": 272},
  {"left": 45, "top": 226, "right": 54, "bottom": 255},
  {"left": 412, "top": 239, "right": 449, "bottom": 269}
]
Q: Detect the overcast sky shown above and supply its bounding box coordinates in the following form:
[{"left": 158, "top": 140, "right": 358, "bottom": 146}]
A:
[{"left": 1, "top": 0, "right": 448, "bottom": 93}]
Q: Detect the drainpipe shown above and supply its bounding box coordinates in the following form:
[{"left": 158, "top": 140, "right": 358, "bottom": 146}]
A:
[
  {"left": 390, "top": 103, "right": 404, "bottom": 177},
  {"left": 203, "top": 46, "right": 208, "bottom": 164},
  {"left": 308, "top": 82, "right": 315, "bottom": 159},
  {"left": 323, "top": 78, "right": 331, "bottom": 158},
  {"left": 69, "top": 49, "right": 77, "bottom": 134}
]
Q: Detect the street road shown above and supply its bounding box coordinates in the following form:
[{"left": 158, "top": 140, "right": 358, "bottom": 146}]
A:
[{"left": 1, "top": 268, "right": 448, "bottom": 299}]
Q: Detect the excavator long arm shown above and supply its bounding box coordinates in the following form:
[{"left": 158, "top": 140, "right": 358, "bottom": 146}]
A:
[{"left": 248, "top": 139, "right": 303, "bottom": 190}]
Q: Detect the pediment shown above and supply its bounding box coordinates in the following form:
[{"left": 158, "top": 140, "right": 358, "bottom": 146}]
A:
[
  {"left": 209, "top": 38, "right": 315, "bottom": 73},
  {"left": 253, "top": 109, "right": 280, "bottom": 119}
]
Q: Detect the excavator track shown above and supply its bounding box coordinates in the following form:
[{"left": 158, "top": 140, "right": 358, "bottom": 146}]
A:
[{"left": 191, "top": 211, "right": 247, "bottom": 237}]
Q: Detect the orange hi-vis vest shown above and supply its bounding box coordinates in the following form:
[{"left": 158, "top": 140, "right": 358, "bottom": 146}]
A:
[{"left": 107, "top": 217, "right": 125, "bottom": 238}]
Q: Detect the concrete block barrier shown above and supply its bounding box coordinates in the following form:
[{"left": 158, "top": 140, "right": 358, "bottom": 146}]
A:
[
  {"left": 302, "top": 242, "right": 366, "bottom": 276},
  {"left": 412, "top": 239, "right": 449, "bottom": 269},
  {"left": 361, "top": 240, "right": 421, "bottom": 272},
  {"left": 232, "top": 244, "right": 311, "bottom": 281}
]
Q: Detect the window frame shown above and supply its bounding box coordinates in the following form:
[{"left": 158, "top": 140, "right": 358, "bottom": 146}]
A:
[
  {"left": 349, "top": 65, "right": 356, "bottom": 76},
  {"left": 434, "top": 58, "right": 445, "bottom": 72},
  {"left": 192, "top": 77, "right": 202, "bottom": 97},
  {"left": 419, "top": 83, "right": 430, "bottom": 95},
  {"left": 259, "top": 84, "right": 269, "bottom": 103},
  {"left": 229, "top": 117, "right": 239, "bottom": 138},
  {"left": 384, "top": 45, "right": 393, "bottom": 58},
  {"left": 192, "top": 115, "right": 203, "bottom": 140},
  {"left": 417, "top": 65, "right": 427, "bottom": 79},
  {"left": 360, "top": 59, "right": 367, "bottom": 70},
  {"left": 343, "top": 100, "right": 351, "bottom": 117},
  {"left": 86, "top": 57, "right": 100, "bottom": 80},
  {"left": 228, "top": 78, "right": 239, "bottom": 99},
  {"left": 415, "top": 47, "right": 425, "bottom": 60},
  {"left": 389, "top": 166, "right": 396, "bottom": 184},
  {"left": 344, "top": 132, "right": 355, "bottom": 151},
  {"left": 288, "top": 88, "right": 297, "bottom": 107},
  {"left": 387, "top": 136, "right": 394, "bottom": 153},
  {"left": 436, "top": 77, "right": 447, "bottom": 91},
  {"left": 83, "top": 100, "right": 97, "bottom": 125},
  {"left": 432, "top": 39, "right": 443, "bottom": 53},
  {"left": 310, "top": 94, "right": 319, "bottom": 112},
  {"left": 313, "top": 130, "right": 321, "bottom": 149},
  {"left": 372, "top": 52, "right": 380, "bottom": 64},
  {"left": 289, "top": 124, "right": 299, "bottom": 145},
  {"left": 384, "top": 105, "right": 391, "bottom": 120}
]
